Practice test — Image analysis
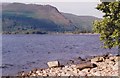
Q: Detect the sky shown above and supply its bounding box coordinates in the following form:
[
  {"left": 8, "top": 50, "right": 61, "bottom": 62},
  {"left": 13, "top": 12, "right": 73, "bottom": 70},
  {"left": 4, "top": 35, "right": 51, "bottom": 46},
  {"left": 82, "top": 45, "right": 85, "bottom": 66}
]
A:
[{"left": 1, "top": 0, "right": 103, "bottom": 18}]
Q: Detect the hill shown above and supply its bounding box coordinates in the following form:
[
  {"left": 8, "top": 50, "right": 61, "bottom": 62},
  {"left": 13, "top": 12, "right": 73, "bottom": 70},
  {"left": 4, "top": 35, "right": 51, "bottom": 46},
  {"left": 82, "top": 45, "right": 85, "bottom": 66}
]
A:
[
  {"left": 2, "top": 3, "right": 100, "bottom": 34},
  {"left": 63, "top": 13, "right": 101, "bottom": 33}
]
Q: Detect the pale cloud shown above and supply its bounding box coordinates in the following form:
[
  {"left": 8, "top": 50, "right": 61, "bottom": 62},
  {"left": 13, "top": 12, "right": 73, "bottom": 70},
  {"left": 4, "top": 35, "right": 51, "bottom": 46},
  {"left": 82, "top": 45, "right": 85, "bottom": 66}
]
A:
[
  {"left": 2, "top": 0, "right": 100, "bottom": 3},
  {"left": 1, "top": 0, "right": 103, "bottom": 18},
  {"left": 37, "top": 2, "right": 103, "bottom": 18}
]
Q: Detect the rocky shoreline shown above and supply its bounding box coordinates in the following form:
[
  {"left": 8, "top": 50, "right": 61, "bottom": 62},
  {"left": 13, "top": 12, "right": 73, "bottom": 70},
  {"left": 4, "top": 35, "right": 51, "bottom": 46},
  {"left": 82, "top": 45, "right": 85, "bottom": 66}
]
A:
[{"left": 19, "top": 54, "right": 120, "bottom": 77}]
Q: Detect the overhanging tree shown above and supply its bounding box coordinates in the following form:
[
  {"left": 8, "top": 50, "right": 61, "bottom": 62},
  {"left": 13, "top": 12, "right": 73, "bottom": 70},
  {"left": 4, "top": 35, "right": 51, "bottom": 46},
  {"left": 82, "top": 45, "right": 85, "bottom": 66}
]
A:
[{"left": 93, "top": 1, "right": 120, "bottom": 54}]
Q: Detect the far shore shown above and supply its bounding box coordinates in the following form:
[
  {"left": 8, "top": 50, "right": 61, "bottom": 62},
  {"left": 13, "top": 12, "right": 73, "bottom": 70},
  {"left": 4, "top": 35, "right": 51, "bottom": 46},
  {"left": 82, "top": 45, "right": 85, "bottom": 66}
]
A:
[{"left": 2, "top": 33, "right": 99, "bottom": 35}]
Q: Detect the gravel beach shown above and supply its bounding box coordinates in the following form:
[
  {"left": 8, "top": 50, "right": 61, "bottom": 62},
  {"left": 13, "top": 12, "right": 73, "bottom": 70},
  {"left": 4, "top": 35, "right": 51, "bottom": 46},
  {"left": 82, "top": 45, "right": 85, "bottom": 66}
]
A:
[{"left": 19, "top": 54, "right": 120, "bottom": 77}]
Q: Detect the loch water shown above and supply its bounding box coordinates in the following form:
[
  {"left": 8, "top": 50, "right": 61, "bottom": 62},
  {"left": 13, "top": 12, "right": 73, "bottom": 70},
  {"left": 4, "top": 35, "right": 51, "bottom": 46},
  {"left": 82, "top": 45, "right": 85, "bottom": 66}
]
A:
[{"left": 2, "top": 34, "right": 117, "bottom": 76}]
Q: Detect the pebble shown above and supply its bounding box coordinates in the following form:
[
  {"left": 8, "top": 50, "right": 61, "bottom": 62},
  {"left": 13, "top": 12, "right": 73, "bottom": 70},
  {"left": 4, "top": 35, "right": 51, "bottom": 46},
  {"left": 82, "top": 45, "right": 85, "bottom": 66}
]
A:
[
  {"left": 78, "top": 71, "right": 87, "bottom": 76},
  {"left": 20, "top": 55, "right": 119, "bottom": 77},
  {"left": 81, "top": 68, "right": 90, "bottom": 72}
]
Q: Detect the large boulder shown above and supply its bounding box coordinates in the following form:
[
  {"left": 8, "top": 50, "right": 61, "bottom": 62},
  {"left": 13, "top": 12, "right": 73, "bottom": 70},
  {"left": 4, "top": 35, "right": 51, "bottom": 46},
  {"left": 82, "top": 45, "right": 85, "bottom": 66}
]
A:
[
  {"left": 76, "top": 62, "right": 97, "bottom": 70},
  {"left": 47, "top": 61, "right": 60, "bottom": 68}
]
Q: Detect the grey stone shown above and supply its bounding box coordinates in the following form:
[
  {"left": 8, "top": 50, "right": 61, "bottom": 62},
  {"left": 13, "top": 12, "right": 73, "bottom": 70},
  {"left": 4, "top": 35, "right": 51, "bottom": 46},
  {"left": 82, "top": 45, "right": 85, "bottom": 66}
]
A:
[{"left": 91, "top": 57, "right": 104, "bottom": 62}]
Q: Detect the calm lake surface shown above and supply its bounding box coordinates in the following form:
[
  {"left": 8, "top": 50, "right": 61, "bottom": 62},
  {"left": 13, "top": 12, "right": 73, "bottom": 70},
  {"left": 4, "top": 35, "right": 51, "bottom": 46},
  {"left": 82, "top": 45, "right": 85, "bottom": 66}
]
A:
[{"left": 2, "top": 34, "right": 117, "bottom": 76}]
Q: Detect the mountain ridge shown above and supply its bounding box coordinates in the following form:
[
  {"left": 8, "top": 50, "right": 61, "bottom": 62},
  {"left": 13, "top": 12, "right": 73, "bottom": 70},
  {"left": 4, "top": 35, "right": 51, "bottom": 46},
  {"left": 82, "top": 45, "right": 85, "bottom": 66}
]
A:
[{"left": 2, "top": 3, "right": 100, "bottom": 34}]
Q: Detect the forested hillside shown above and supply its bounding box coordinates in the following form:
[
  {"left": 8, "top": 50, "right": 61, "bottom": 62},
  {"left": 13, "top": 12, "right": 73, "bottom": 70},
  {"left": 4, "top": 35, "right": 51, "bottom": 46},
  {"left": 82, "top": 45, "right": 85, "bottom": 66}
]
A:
[{"left": 2, "top": 3, "right": 100, "bottom": 34}]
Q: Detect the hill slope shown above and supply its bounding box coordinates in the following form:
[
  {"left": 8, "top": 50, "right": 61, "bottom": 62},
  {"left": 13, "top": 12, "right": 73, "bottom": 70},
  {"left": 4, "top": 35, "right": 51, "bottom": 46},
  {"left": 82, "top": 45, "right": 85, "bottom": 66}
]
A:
[
  {"left": 2, "top": 3, "right": 100, "bottom": 34},
  {"left": 63, "top": 13, "right": 101, "bottom": 33}
]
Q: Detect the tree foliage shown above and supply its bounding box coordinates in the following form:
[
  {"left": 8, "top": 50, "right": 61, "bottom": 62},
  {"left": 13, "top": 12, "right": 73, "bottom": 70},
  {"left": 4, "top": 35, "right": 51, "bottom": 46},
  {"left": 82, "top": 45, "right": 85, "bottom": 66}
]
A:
[{"left": 93, "top": 1, "right": 120, "bottom": 49}]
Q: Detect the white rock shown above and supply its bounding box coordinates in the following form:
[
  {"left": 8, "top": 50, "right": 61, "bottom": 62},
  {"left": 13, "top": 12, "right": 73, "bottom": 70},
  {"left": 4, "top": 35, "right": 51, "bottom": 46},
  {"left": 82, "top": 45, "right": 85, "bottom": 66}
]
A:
[
  {"left": 93, "top": 71, "right": 101, "bottom": 76},
  {"left": 60, "top": 72, "right": 66, "bottom": 76},
  {"left": 43, "top": 70, "right": 47, "bottom": 73},
  {"left": 64, "top": 65, "right": 69, "bottom": 68},
  {"left": 31, "top": 73, "right": 36, "bottom": 76},
  {"left": 74, "top": 69, "right": 79, "bottom": 73},
  {"left": 105, "top": 59, "right": 110, "bottom": 63},
  {"left": 90, "top": 68, "right": 98, "bottom": 74},
  {"left": 42, "top": 73, "right": 48, "bottom": 76},
  {"left": 47, "top": 61, "right": 60, "bottom": 68},
  {"left": 112, "top": 66, "right": 118, "bottom": 70},
  {"left": 71, "top": 65, "right": 76, "bottom": 67},
  {"left": 78, "top": 71, "right": 87, "bottom": 76},
  {"left": 109, "top": 57, "right": 115, "bottom": 61},
  {"left": 37, "top": 73, "right": 43, "bottom": 76},
  {"left": 87, "top": 73, "right": 93, "bottom": 76},
  {"left": 114, "top": 56, "right": 120, "bottom": 62},
  {"left": 81, "top": 68, "right": 90, "bottom": 73},
  {"left": 36, "top": 71, "right": 40, "bottom": 74},
  {"left": 64, "top": 72, "right": 71, "bottom": 76}
]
